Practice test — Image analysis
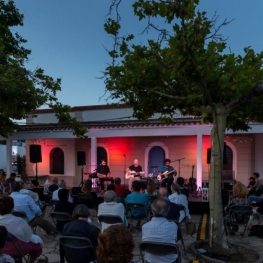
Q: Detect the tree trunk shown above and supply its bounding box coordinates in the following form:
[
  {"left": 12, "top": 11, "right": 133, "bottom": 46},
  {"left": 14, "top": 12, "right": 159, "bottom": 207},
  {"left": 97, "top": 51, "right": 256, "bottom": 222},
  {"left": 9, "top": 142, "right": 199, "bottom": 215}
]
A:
[{"left": 208, "top": 103, "right": 227, "bottom": 247}]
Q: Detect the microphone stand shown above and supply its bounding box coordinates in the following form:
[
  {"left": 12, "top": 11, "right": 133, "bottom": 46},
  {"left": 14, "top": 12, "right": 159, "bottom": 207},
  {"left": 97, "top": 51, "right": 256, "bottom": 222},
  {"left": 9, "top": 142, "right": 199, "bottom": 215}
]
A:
[
  {"left": 123, "top": 154, "right": 126, "bottom": 188},
  {"left": 171, "top": 158, "right": 185, "bottom": 177}
]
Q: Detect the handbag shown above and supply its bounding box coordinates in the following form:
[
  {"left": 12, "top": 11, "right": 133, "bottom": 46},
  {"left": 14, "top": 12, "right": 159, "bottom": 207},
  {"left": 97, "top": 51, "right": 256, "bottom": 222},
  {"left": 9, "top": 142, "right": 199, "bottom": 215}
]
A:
[{"left": 186, "top": 222, "right": 197, "bottom": 235}]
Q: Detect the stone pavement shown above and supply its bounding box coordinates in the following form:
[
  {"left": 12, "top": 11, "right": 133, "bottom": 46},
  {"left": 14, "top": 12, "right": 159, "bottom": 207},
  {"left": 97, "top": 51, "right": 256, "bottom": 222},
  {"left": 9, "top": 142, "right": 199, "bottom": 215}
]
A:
[{"left": 36, "top": 206, "right": 263, "bottom": 263}]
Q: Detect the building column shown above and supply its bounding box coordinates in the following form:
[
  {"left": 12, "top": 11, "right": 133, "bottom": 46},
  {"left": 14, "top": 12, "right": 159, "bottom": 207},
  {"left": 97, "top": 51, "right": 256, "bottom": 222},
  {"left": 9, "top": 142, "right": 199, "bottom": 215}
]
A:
[
  {"left": 6, "top": 139, "right": 12, "bottom": 177},
  {"left": 90, "top": 137, "right": 97, "bottom": 172},
  {"left": 197, "top": 134, "right": 203, "bottom": 188}
]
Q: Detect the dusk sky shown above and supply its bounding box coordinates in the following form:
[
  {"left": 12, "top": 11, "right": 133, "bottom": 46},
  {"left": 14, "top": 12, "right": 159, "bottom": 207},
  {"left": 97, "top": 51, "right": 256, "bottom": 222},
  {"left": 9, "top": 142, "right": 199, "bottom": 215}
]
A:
[{"left": 12, "top": 0, "right": 263, "bottom": 108}]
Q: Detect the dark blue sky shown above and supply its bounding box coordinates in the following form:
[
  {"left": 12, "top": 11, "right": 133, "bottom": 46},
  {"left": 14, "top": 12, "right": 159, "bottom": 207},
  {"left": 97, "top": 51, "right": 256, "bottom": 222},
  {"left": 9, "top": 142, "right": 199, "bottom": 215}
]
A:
[{"left": 12, "top": 0, "right": 263, "bottom": 107}]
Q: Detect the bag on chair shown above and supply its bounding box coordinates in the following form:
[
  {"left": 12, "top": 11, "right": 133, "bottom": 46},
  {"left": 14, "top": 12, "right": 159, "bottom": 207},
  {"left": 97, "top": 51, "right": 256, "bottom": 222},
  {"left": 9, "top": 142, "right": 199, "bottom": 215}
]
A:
[{"left": 186, "top": 222, "right": 196, "bottom": 235}]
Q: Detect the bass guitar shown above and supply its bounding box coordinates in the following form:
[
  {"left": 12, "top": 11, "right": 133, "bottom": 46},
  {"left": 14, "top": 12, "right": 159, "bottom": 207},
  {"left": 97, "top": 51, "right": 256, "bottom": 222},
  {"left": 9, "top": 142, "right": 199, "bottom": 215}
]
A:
[
  {"left": 157, "top": 170, "right": 176, "bottom": 182},
  {"left": 125, "top": 170, "right": 145, "bottom": 180}
]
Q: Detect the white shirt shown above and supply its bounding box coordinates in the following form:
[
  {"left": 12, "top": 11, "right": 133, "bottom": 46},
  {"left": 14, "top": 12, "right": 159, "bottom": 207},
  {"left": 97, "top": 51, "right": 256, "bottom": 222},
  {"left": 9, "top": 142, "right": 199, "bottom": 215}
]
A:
[{"left": 52, "top": 188, "right": 73, "bottom": 203}]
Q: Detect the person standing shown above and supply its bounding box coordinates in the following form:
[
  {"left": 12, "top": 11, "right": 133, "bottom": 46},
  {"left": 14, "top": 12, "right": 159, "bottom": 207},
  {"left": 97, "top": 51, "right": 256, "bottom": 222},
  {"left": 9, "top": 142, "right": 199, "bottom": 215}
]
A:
[
  {"left": 97, "top": 160, "right": 111, "bottom": 193},
  {"left": 160, "top": 159, "right": 177, "bottom": 194},
  {"left": 126, "top": 159, "right": 143, "bottom": 191}
]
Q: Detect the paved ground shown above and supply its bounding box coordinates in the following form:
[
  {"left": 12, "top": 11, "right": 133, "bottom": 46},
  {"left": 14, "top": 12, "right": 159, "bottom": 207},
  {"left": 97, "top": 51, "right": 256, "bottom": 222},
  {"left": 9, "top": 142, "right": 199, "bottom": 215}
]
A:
[{"left": 36, "top": 205, "right": 263, "bottom": 263}]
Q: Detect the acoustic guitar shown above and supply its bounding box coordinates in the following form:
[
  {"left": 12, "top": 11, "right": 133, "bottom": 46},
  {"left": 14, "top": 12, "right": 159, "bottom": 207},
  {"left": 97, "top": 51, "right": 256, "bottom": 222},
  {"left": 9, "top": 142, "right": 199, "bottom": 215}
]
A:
[{"left": 125, "top": 170, "right": 145, "bottom": 179}]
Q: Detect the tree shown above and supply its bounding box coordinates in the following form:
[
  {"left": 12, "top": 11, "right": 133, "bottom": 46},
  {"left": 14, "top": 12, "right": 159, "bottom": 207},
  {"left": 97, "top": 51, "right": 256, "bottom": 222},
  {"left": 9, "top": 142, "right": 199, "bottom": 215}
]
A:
[
  {"left": 104, "top": 0, "right": 263, "bottom": 247},
  {"left": 0, "top": 1, "right": 86, "bottom": 138}
]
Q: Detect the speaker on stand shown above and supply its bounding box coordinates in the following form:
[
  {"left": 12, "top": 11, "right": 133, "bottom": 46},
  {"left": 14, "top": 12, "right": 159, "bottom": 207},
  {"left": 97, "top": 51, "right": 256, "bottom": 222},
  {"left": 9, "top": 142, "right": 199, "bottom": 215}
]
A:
[
  {"left": 77, "top": 151, "right": 86, "bottom": 187},
  {"left": 30, "top": 145, "right": 42, "bottom": 186}
]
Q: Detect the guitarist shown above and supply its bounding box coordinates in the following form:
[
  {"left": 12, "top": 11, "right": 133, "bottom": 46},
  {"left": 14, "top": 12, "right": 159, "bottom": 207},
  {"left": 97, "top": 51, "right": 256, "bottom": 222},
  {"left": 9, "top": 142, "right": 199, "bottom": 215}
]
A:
[
  {"left": 160, "top": 159, "right": 177, "bottom": 194},
  {"left": 126, "top": 159, "right": 143, "bottom": 191}
]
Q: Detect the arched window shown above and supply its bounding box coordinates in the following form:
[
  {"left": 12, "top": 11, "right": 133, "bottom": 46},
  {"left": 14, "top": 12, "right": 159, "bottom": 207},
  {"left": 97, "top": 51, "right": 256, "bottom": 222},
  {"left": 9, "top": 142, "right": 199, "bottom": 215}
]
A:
[
  {"left": 223, "top": 145, "right": 233, "bottom": 171},
  {"left": 97, "top": 147, "right": 107, "bottom": 165},
  {"left": 50, "top": 147, "right": 64, "bottom": 174},
  {"left": 148, "top": 146, "right": 165, "bottom": 174}
]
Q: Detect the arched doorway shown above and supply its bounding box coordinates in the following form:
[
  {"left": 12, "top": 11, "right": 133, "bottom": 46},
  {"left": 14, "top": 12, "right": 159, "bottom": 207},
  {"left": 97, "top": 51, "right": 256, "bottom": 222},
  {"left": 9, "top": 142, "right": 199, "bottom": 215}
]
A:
[
  {"left": 223, "top": 145, "right": 233, "bottom": 171},
  {"left": 50, "top": 147, "right": 64, "bottom": 174},
  {"left": 148, "top": 146, "right": 165, "bottom": 175},
  {"left": 97, "top": 146, "right": 107, "bottom": 166}
]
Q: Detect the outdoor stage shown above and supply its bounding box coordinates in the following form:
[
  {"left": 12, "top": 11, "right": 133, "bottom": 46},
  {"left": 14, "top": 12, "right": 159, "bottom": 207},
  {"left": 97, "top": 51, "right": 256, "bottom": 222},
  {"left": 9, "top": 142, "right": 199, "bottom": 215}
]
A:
[{"left": 188, "top": 194, "right": 210, "bottom": 215}]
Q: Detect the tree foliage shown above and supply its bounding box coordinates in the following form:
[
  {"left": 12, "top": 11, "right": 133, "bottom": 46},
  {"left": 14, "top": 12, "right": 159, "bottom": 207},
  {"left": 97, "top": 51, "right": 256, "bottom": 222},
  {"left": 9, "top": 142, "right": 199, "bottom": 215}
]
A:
[
  {"left": 104, "top": 0, "right": 263, "bottom": 247},
  {"left": 0, "top": 0, "right": 86, "bottom": 138}
]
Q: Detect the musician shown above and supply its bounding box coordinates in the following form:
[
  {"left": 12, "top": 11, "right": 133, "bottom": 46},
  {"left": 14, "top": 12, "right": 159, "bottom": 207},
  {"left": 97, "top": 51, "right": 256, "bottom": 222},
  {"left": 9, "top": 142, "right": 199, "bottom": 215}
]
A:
[
  {"left": 97, "top": 160, "right": 111, "bottom": 193},
  {"left": 160, "top": 159, "right": 177, "bottom": 194},
  {"left": 126, "top": 159, "right": 143, "bottom": 191}
]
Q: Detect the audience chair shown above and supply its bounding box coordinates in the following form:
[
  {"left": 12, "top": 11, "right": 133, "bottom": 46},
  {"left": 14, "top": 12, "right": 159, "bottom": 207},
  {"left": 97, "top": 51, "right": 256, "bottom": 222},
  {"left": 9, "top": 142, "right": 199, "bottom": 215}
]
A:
[
  {"left": 50, "top": 199, "right": 59, "bottom": 212},
  {"left": 50, "top": 212, "right": 73, "bottom": 232},
  {"left": 6, "top": 233, "right": 30, "bottom": 263},
  {"left": 148, "top": 195, "right": 157, "bottom": 205},
  {"left": 168, "top": 219, "right": 186, "bottom": 255},
  {"left": 59, "top": 236, "right": 96, "bottom": 263},
  {"left": 139, "top": 241, "right": 181, "bottom": 263},
  {"left": 98, "top": 214, "right": 123, "bottom": 231},
  {"left": 12, "top": 210, "right": 37, "bottom": 233},
  {"left": 224, "top": 205, "right": 253, "bottom": 243},
  {"left": 126, "top": 202, "right": 149, "bottom": 231},
  {"left": 78, "top": 193, "right": 97, "bottom": 216}
]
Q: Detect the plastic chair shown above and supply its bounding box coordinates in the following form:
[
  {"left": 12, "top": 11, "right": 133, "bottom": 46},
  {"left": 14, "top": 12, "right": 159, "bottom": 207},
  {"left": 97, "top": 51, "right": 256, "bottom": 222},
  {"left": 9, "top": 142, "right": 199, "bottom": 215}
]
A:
[
  {"left": 50, "top": 212, "right": 73, "bottom": 232},
  {"left": 98, "top": 214, "right": 123, "bottom": 231},
  {"left": 59, "top": 236, "right": 96, "bottom": 263},
  {"left": 139, "top": 241, "right": 181, "bottom": 263},
  {"left": 12, "top": 210, "right": 37, "bottom": 233},
  {"left": 6, "top": 233, "right": 30, "bottom": 263},
  {"left": 78, "top": 193, "right": 97, "bottom": 216},
  {"left": 224, "top": 205, "right": 253, "bottom": 241}
]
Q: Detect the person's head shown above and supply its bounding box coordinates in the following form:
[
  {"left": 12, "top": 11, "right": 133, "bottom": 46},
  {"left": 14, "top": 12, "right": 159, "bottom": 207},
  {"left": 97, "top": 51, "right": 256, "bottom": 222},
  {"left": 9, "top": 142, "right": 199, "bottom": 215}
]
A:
[
  {"left": 0, "top": 197, "right": 14, "bottom": 215},
  {"left": 233, "top": 181, "right": 248, "bottom": 198},
  {"left": 58, "top": 188, "right": 69, "bottom": 201},
  {"left": 176, "top": 177, "right": 185, "bottom": 187},
  {"left": 0, "top": 169, "right": 6, "bottom": 177},
  {"left": 114, "top": 177, "right": 121, "bottom": 185},
  {"left": 0, "top": 226, "right": 8, "bottom": 250},
  {"left": 101, "top": 160, "right": 107, "bottom": 166},
  {"left": 83, "top": 179, "right": 92, "bottom": 192},
  {"left": 131, "top": 180, "right": 141, "bottom": 192},
  {"left": 249, "top": 177, "right": 255, "bottom": 183},
  {"left": 151, "top": 198, "right": 170, "bottom": 217},
  {"left": 147, "top": 179, "right": 156, "bottom": 195},
  {"left": 58, "top": 180, "right": 66, "bottom": 189},
  {"left": 10, "top": 172, "right": 16, "bottom": 179},
  {"left": 171, "top": 183, "right": 181, "bottom": 194},
  {"left": 72, "top": 204, "right": 90, "bottom": 220},
  {"left": 11, "top": 181, "right": 20, "bottom": 192},
  {"left": 104, "top": 190, "right": 116, "bottom": 203},
  {"left": 51, "top": 177, "right": 58, "bottom": 185},
  {"left": 133, "top": 159, "right": 139, "bottom": 166},
  {"left": 253, "top": 172, "right": 260, "bottom": 179},
  {"left": 164, "top": 158, "right": 171, "bottom": 166},
  {"left": 106, "top": 184, "right": 115, "bottom": 191},
  {"left": 96, "top": 224, "right": 134, "bottom": 263},
  {"left": 158, "top": 187, "right": 168, "bottom": 198}
]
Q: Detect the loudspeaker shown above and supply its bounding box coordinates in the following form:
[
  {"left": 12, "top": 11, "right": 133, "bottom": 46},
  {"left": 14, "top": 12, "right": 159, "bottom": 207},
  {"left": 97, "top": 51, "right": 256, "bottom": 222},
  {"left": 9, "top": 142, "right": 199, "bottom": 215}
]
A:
[
  {"left": 30, "top": 145, "right": 42, "bottom": 163},
  {"left": 77, "top": 151, "right": 86, "bottom": 166},
  {"left": 206, "top": 148, "right": 211, "bottom": 164}
]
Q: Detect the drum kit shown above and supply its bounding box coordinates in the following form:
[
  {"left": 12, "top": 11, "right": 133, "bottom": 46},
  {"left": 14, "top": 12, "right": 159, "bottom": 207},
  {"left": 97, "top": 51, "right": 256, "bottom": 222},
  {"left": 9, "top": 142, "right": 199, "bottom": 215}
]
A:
[{"left": 148, "top": 165, "right": 159, "bottom": 183}]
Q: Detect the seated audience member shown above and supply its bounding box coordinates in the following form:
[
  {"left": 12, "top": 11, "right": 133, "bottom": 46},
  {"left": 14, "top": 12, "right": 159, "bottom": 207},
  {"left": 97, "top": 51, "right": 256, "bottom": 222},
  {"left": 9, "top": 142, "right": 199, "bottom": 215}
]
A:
[
  {"left": 142, "top": 198, "right": 178, "bottom": 263},
  {"left": 4, "top": 173, "right": 16, "bottom": 193},
  {"left": 226, "top": 180, "right": 251, "bottom": 233},
  {"left": 60, "top": 204, "right": 100, "bottom": 263},
  {"left": 114, "top": 177, "right": 128, "bottom": 198},
  {"left": 176, "top": 177, "right": 189, "bottom": 198},
  {"left": 124, "top": 181, "right": 148, "bottom": 227},
  {"left": 48, "top": 177, "right": 59, "bottom": 193},
  {"left": 54, "top": 188, "right": 76, "bottom": 232},
  {"left": 10, "top": 182, "right": 57, "bottom": 235},
  {"left": 20, "top": 181, "right": 46, "bottom": 212},
  {"left": 0, "top": 197, "right": 43, "bottom": 263},
  {"left": 158, "top": 187, "right": 180, "bottom": 221},
  {"left": 52, "top": 180, "right": 73, "bottom": 203},
  {"left": 0, "top": 226, "right": 15, "bottom": 263},
  {"left": 0, "top": 169, "right": 6, "bottom": 184},
  {"left": 81, "top": 179, "right": 99, "bottom": 206},
  {"left": 145, "top": 179, "right": 158, "bottom": 196},
  {"left": 106, "top": 184, "right": 115, "bottom": 191},
  {"left": 248, "top": 172, "right": 263, "bottom": 196},
  {"left": 169, "top": 183, "right": 191, "bottom": 222},
  {"left": 98, "top": 190, "right": 127, "bottom": 232},
  {"left": 93, "top": 224, "right": 135, "bottom": 263},
  {"left": 20, "top": 171, "right": 32, "bottom": 188}
]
